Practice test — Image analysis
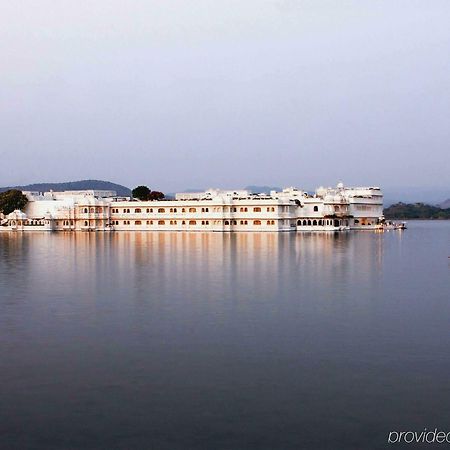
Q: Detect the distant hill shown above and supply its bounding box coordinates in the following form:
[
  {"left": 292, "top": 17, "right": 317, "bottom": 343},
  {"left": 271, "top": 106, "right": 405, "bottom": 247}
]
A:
[
  {"left": 439, "top": 199, "right": 450, "bottom": 209},
  {"left": 0, "top": 180, "right": 131, "bottom": 197},
  {"left": 384, "top": 202, "right": 450, "bottom": 219},
  {"left": 245, "top": 185, "right": 281, "bottom": 194}
]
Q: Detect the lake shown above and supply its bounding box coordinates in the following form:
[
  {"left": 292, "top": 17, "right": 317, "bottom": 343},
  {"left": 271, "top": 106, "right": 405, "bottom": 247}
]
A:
[{"left": 1, "top": 221, "right": 449, "bottom": 449}]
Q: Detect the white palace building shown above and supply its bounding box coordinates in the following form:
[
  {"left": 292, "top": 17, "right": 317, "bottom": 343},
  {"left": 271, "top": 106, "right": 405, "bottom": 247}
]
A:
[{"left": 1, "top": 183, "right": 384, "bottom": 232}]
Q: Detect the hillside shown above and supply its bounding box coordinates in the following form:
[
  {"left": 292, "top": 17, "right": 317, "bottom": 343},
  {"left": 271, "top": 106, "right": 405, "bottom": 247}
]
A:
[
  {"left": 0, "top": 180, "right": 131, "bottom": 197},
  {"left": 439, "top": 199, "right": 450, "bottom": 209},
  {"left": 384, "top": 202, "right": 450, "bottom": 219}
]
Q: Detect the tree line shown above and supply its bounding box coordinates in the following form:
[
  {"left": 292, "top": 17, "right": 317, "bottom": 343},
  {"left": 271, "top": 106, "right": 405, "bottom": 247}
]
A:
[{"left": 384, "top": 202, "right": 450, "bottom": 219}]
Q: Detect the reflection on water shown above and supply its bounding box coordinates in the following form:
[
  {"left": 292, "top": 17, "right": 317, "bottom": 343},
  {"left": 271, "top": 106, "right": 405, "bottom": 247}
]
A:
[{"left": 1, "top": 223, "right": 449, "bottom": 450}]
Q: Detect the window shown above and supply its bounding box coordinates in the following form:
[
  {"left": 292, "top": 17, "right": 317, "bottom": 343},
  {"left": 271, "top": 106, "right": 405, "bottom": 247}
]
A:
[
  {"left": 84, "top": 221, "right": 88, "bottom": 226},
  {"left": 253, "top": 207, "right": 261, "bottom": 212},
  {"left": 307, "top": 220, "right": 311, "bottom": 225},
  {"left": 158, "top": 208, "right": 165, "bottom": 213},
  {"left": 170, "top": 220, "right": 176, "bottom": 225},
  {"left": 84, "top": 208, "right": 88, "bottom": 213},
  {"left": 135, "top": 208, "right": 141, "bottom": 213},
  {"left": 135, "top": 220, "right": 142, "bottom": 225},
  {"left": 253, "top": 220, "right": 261, "bottom": 225},
  {"left": 189, "top": 220, "right": 196, "bottom": 225},
  {"left": 158, "top": 220, "right": 165, "bottom": 225},
  {"left": 182, "top": 220, "right": 186, "bottom": 225},
  {"left": 224, "top": 220, "right": 230, "bottom": 225},
  {"left": 313, "top": 220, "right": 317, "bottom": 226},
  {"left": 313, "top": 206, "right": 318, "bottom": 212},
  {"left": 146, "top": 208, "right": 153, "bottom": 213},
  {"left": 147, "top": 220, "right": 153, "bottom": 225},
  {"left": 201, "top": 207, "right": 209, "bottom": 212},
  {"left": 189, "top": 207, "right": 196, "bottom": 213},
  {"left": 182, "top": 208, "right": 186, "bottom": 213}
]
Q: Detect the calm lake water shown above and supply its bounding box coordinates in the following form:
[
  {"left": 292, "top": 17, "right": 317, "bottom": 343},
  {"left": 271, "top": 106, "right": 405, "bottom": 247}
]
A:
[{"left": 1, "top": 221, "right": 449, "bottom": 450}]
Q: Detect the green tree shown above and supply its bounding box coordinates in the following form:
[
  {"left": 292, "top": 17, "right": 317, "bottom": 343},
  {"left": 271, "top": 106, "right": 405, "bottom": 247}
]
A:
[
  {"left": 132, "top": 185, "right": 151, "bottom": 200},
  {"left": 0, "top": 190, "right": 29, "bottom": 215},
  {"left": 148, "top": 191, "right": 165, "bottom": 201}
]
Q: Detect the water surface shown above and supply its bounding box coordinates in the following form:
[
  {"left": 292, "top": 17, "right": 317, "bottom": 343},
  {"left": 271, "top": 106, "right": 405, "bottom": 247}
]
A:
[{"left": 1, "top": 222, "right": 449, "bottom": 449}]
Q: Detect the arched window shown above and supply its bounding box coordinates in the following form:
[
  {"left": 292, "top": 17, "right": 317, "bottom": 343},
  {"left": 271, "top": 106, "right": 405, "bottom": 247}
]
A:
[
  {"left": 319, "top": 220, "right": 323, "bottom": 226},
  {"left": 84, "top": 208, "right": 88, "bottom": 213},
  {"left": 158, "top": 220, "right": 165, "bottom": 225},
  {"left": 253, "top": 207, "right": 261, "bottom": 212},
  {"left": 84, "top": 221, "right": 88, "bottom": 226},
  {"left": 135, "top": 208, "right": 141, "bottom": 213},
  {"left": 224, "top": 220, "right": 230, "bottom": 225},
  {"left": 182, "top": 220, "right": 186, "bottom": 225},
  {"left": 135, "top": 220, "right": 142, "bottom": 225},
  {"left": 189, "top": 208, "right": 196, "bottom": 213},
  {"left": 158, "top": 208, "right": 165, "bottom": 213},
  {"left": 189, "top": 220, "right": 196, "bottom": 225},
  {"left": 297, "top": 220, "right": 301, "bottom": 225},
  {"left": 313, "top": 220, "right": 317, "bottom": 226},
  {"left": 182, "top": 208, "right": 186, "bottom": 213},
  {"left": 253, "top": 220, "right": 261, "bottom": 225},
  {"left": 313, "top": 206, "right": 319, "bottom": 212},
  {"left": 307, "top": 220, "right": 311, "bottom": 226}
]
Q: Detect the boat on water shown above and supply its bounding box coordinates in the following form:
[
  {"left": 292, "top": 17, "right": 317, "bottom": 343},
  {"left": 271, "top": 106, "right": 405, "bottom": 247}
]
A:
[{"left": 378, "top": 220, "right": 407, "bottom": 231}]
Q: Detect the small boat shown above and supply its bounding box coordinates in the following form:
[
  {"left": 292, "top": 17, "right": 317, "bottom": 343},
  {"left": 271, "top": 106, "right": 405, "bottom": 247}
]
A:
[{"left": 379, "top": 220, "right": 407, "bottom": 231}]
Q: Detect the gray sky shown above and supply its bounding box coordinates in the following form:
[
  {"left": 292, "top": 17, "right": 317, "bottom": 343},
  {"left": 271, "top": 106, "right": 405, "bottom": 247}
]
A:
[{"left": 1, "top": 0, "right": 449, "bottom": 192}]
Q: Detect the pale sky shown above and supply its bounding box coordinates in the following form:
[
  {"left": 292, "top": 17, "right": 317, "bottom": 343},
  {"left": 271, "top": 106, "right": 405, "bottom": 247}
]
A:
[{"left": 1, "top": 0, "right": 449, "bottom": 192}]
